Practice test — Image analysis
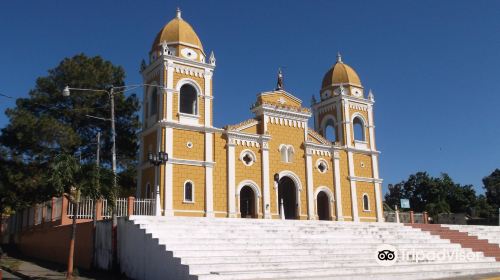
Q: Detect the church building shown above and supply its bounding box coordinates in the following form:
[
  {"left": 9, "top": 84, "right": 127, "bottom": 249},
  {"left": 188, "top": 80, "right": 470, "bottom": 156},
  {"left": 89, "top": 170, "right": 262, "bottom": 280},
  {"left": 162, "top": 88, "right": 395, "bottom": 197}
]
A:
[{"left": 137, "top": 9, "right": 383, "bottom": 222}]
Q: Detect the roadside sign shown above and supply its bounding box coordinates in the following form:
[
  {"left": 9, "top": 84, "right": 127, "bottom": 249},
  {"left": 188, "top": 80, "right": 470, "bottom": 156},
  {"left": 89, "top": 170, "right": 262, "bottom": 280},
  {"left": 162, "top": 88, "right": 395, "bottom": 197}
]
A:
[{"left": 400, "top": 199, "right": 410, "bottom": 209}]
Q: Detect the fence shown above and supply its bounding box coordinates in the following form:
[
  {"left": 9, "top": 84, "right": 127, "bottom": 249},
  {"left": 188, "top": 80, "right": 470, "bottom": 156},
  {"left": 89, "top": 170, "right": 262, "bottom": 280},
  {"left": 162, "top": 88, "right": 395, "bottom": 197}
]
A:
[
  {"left": 68, "top": 198, "right": 94, "bottom": 219},
  {"left": 384, "top": 210, "right": 429, "bottom": 224},
  {"left": 134, "top": 198, "right": 156, "bottom": 216},
  {"left": 2, "top": 196, "right": 156, "bottom": 237}
]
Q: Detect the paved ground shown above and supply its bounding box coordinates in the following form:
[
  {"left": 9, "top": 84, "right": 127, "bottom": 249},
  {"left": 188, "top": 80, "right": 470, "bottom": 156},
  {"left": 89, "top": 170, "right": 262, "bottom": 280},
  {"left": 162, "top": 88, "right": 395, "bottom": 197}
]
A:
[
  {"left": 2, "top": 269, "right": 21, "bottom": 279},
  {"left": 0, "top": 253, "right": 116, "bottom": 280}
]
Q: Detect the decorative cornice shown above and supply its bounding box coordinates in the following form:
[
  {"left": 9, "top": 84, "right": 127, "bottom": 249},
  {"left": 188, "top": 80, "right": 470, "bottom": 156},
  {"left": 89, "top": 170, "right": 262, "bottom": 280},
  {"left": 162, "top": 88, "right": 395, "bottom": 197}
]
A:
[
  {"left": 257, "top": 90, "right": 303, "bottom": 104},
  {"left": 349, "top": 102, "right": 368, "bottom": 111},
  {"left": 267, "top": 116, "right": 307, "bottom": 128},
  {"left": 139, "top": 158, "right": 215, "bottom": 169},
  {"left": 225, "top": 118, "right": 259, "bottom": 131},
  {"left": 164, "top": 55, "right": 215, "bottom": 70},
  {"left": 227, "top": 131, "right": 271, "bottom": 148},
  {"left": 349, "top": 176, "right": 383, "bottom": 184},
  {"left": 311, "top": 94, "right": 373, "bottom": 112},
  {"left": 252, "top": 104, "right": 311, "bottom": 122},
  {"left": 174, "top": 65, "right": 205, "bottom": 78}
]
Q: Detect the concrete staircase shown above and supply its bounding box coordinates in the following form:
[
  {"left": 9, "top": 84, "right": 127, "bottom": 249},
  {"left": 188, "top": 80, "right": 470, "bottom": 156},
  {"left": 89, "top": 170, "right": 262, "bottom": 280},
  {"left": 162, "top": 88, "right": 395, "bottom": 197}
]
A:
[
  {"left": 442, "top": 224, "right": 500, "bottom": 247},
  {"left": 410, "top": 224, "right": 500, "bottom": 261},
  {"left": 118, "top": 217, "right": 500, "bottom": 280}
]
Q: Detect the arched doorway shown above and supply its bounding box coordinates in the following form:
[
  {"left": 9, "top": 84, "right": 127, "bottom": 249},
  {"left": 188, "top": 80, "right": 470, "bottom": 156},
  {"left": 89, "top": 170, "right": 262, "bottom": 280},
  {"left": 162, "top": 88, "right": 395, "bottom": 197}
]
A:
[
  {"left": 317, "top": 191, "right": 330, "bottom": 220},
  {"left": 278, "top": 176, "right": 297, "bottom": 219},
  {"left": 240, "top": 186, "right": 256, "bottom": 218}
]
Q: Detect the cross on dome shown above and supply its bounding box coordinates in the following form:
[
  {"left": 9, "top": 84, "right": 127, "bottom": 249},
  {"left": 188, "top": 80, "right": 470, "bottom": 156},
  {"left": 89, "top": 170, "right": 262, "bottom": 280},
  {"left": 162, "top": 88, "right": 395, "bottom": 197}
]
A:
[{"left": 276, "top": 68, "right": 284, "bottom": 90}]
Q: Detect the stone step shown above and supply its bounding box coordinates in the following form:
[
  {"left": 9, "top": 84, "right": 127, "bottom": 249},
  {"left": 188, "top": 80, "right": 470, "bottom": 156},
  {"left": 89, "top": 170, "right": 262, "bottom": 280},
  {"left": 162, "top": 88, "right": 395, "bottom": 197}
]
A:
[
  {"left": 188, "top": 259, "right": 500, "bottom": 275},
  {"left": 156, "top": 237, "right": 450, "bottom": 245},
  {"left": 170, "top": 245, "right": 469, "bottom": 258},
  {"left": 121, "top": 217, "right": 500, "bottom": 280},
  {"left": 194, "top": 262, "right": 500, "bottom": 280},
  {"left": 279, "top": 269, "right": 500, "bottom": 280},
  {"left": 160, "top": 241, "right": 460, "bottom": 252}
]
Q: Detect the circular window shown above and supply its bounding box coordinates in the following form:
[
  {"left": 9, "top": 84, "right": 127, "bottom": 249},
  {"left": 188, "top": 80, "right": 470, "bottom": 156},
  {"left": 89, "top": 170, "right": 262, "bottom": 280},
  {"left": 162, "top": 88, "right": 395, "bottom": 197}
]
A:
[
  {"left": 186, "top": 142, "right": 193, "bottom": 149},
  {"left": 316, "top": 159, "right": 328, "bottom": 173},
  {"left": 361, "top": 162, "right": 365, "bottom": 168},
  {"left": 240, "top": 150, "right": 256, "bottom": 167}
]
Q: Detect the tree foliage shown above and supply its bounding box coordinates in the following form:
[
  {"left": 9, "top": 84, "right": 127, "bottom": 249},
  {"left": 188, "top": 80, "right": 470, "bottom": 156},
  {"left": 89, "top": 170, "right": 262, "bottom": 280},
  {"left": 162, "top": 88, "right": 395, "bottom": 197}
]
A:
[
  {"left": 483, "top": 169, "right": 500, "bottom": 209},
  {"left": 385, "top": 172, "right": 477, "bottom": 217},
  {"left": 0, "top": 54, "right": 140, "bottom": 209}
]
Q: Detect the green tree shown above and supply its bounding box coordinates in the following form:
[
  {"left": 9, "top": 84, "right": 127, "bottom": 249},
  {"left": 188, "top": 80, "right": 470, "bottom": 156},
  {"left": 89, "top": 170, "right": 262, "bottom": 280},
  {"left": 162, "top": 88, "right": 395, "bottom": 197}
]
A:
[
  {"left": 385, "top": 172, "right": 477, "bottom": 217},
  {"left": 483, "top": 169, "right": 500, "bottom": 209},
  {"left": 49, "top": 153, "right": 110, "bottom": 279},
  {"left": 0, "top": 54, "right": 140, "bottom": 204}
]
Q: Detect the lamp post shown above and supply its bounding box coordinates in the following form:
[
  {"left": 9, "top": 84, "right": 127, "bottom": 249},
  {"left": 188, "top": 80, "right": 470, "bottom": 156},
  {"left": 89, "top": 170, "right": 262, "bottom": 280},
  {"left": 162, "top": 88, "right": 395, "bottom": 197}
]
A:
[{"left": 147, "top": 151, "right": 169, "bottom": 216}]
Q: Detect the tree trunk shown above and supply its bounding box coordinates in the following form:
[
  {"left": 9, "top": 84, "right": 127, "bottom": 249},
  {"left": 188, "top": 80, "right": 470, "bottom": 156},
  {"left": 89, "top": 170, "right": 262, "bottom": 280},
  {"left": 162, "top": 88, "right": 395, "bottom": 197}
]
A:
[{"left": 66, "top": 201, "right": 79, "bottom": 280}]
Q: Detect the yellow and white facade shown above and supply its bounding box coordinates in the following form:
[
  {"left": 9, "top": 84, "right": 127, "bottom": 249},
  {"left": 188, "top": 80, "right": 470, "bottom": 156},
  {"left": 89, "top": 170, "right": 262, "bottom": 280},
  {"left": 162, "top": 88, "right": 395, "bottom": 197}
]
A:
[{"left": 137, "top": 9, "right": 383, "bottom": 222}]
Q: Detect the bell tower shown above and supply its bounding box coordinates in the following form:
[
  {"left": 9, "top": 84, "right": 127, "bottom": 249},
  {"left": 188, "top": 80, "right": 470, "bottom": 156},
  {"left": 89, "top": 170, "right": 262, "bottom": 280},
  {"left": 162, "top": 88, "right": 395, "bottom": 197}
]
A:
[
  {"left": 311, "top": 53, "right": 384, "bottom": 222},
  {"left": 138, "top": 8, "right": 216, "bottom": 217}
]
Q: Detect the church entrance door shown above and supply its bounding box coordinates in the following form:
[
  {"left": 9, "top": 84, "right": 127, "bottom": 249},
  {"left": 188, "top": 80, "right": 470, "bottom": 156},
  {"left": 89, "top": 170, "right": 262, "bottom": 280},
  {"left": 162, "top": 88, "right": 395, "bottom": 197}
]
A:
[
  {"left": 240, "top": 186, "right": 256, "bottom": 218},
  {"left": 278, "top": 176, "right": 297, "bottom": 219},
  {"left": 317, "top": 191, "right": 330, "bottom": 220}
]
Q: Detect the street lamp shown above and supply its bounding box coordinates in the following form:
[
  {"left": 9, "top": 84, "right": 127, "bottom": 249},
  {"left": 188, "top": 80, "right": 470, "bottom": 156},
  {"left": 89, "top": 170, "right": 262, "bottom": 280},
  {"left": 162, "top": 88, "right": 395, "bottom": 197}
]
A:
[{"left": 147, "top": 151, "right": 169, "bottom": 216}]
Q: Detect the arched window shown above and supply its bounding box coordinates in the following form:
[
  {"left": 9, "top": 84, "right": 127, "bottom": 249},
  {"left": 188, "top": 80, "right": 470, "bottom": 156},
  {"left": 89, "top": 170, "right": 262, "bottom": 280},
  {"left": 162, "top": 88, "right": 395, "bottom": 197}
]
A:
[
  {"left": 363, "top": 194, "right": 370, "bottom": 211},
  {"left": 287, "top": 146, "right": 294, "bottom": 162},
  {"left": 280, "top": 145, "right": 287, "bottom": 162},
  {"left": 353, "top": 117, "right": 365, "bottom": 141},
  {"left": 150, "top": 88, "right": 158, "bottom": 116},
  {"left": 179, "top": 84, "right": 197, "bottom": 115},
  {"left": 279, "top": 145, "right": 294, "bottom": 163},
  {"left": 184, "top": 181, "right": 194, "bottom": 203},
  {"left": 324, "top": 119, "right": 337, "bottom": 142}
]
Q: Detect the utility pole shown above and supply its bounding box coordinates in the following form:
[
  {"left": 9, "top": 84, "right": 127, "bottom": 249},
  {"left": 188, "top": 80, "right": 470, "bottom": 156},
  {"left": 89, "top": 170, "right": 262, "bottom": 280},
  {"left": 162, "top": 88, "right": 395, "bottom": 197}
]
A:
[
  {"left": 92, "top": 131, "right": 100, "bottom": 267},
  {"left": 109, "top": 87, "right": 119, "bottom": 273}
]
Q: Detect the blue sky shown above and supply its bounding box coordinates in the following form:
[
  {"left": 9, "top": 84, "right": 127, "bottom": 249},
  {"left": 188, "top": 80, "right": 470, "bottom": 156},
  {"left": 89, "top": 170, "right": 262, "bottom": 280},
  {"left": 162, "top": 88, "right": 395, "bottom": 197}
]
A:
[{"left": 1, "top": 1, "right": 499, "bottom": 194}]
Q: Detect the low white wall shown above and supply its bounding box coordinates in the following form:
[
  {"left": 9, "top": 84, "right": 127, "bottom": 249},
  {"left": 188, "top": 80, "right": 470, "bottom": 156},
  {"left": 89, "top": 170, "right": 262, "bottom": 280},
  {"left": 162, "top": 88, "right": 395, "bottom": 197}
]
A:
[{"left": 117, "top": 217, "right": 191, "bottom": 280}]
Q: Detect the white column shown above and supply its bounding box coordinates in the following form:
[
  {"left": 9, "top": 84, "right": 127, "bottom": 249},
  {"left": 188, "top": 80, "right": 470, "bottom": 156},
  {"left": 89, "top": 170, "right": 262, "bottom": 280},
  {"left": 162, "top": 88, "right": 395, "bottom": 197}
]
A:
[
  {"left": 261, "top": 142, "right": 271, "bottom": 219},
  {"left": 165, "top": 61, "right": 174, "bottom": 121},
  {"left": 348, "top": 151, "right": 359, "bottom": 222},
  {"left": 342, "top": 99, "right": 352, "bottom": 148},
  {"left": 305, "top": 149, "right": 315, "bottom": 220},
  {"left": 204, "top": 70, "right": 212, "bottom": 127},
  {"left": 333, "top": 151, "right": 344, "bottom": 221},
  {"left": 164, "top": 127, "right": 174, "bottom": 216},
  {"left": 227, "top": 139, "right": 237, "bottom": 218},
  {"left": 205, "top": 132, "right": 214, "bottom": 217},
  {"left": 342, "top": 98, "right": 359, "bottom": 222},
  {"left": 336, "top": 102, "right": 344, "bottom": 145},
  {"left": 136, "top": 136, "right": 143, "bottom": 198},
  {"left": 367, "top": 105, "right": 376, "bottom": 151},
  {"left": 372, "top": 154, "right": 383, "bottom": 222},
  {"left": 263, "top": 115, "right": 268, "bottom": 133}
]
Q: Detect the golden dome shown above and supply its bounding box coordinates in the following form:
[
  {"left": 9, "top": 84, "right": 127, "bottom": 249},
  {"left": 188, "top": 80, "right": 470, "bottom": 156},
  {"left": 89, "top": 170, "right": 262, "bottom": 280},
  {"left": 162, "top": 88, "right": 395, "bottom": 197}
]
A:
[
  {"left": 321, "top": 54, "right": 362, "bottom": 89},
  {"left": 151, "top": 9, "right": 204, "bottom": 54}
]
